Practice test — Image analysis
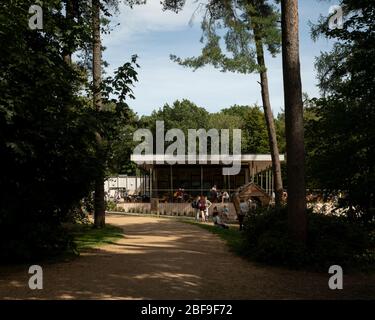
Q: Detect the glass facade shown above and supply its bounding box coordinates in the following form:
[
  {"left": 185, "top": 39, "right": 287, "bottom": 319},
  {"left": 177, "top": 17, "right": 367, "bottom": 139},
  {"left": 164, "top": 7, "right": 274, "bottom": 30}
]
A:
[{"left": 153, "top": 164, "right": 248, "bottom": 199}]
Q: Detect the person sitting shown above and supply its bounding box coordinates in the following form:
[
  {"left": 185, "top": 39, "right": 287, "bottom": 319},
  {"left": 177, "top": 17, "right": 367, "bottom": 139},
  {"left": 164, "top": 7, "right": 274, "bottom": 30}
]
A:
[
  {"left": 176, "top": 188, "right": 184, "bottom": 203},
  {"left": 204, "top": 196, "right": 212, "bottom": 221},
  {"left": 212, "top": 207, "right": 229, "bottom": 229},
  {"left": 222, "top": 191, "right": 230, "bottom": 203}
]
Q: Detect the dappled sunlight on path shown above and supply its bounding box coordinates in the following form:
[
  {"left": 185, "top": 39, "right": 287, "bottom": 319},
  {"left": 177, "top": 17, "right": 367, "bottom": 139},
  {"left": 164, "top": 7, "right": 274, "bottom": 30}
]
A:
[{"left": 1, "top": 215, "right": 374, "bottom": 299}]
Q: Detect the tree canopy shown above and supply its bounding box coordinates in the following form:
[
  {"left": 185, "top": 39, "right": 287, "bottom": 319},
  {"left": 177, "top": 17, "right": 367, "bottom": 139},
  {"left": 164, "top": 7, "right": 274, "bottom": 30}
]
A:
[{"left": 305, "top": 0, "right": 375, "bottom": 218}]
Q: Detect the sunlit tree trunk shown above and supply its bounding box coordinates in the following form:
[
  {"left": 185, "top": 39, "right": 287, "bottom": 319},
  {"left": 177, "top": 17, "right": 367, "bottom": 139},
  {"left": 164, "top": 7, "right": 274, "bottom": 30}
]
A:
[
  {"left": 253, "top": 27, "right": 283, "bottom": 208},
  {"left": 281, "top": 0, "right": 307, "bottom": 242}
]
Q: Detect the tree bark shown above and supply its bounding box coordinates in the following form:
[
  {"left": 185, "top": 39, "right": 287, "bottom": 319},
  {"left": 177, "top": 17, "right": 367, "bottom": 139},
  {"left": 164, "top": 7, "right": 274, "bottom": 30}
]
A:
[
  {"left": 253, "top": 29, "right": 284, "bottom": 208},
  {"left": 281, "top": 0, "right": 307, "bottom": 242},
  {"left": 92, "top": 0, "right": 105, "bottom": 228}
]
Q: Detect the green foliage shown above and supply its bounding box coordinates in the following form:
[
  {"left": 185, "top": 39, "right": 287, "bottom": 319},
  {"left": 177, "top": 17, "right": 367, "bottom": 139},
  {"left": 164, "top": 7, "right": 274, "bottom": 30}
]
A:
[
  {"left": 220, "top": 105, "right": 270, "bottom": 153},
  {"left": 274, "top": 112, "right": 286, "bottom": 153},
  {"left": 140, "top": 100, "right": 277, "bottom": 154},
  {"left": 66, "top": 205, "right": 90, "bottom": 225},
  {"left": 106, "top": 200, "right": 117, "bottom": 211},
  {"left": 141, "top": 99, "right": 209, "bottom": 134},
  {"left": 242, "top": 207, "right": 375, "bottom": 271},
  {"left": 0, "top": 0, "right": 97, "bottom": 262},
  {"left": 305, "top": 0, "right": 375, "bottom": 217},
  {"left": 0, "top": 1, "right": 138, "bottom": 262},
  {"left": 169, "top": 0, "right": 281, "bottom": 74}
]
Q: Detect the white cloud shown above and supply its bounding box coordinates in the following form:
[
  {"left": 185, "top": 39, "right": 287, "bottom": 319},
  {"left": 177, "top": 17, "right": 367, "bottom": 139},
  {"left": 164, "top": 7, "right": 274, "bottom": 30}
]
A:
[
  {"left": 101, "top": 1, "right": 330, "bottom": 117},
  {"left": 104, "top": 1, "right": 203, "bottom": 46}
]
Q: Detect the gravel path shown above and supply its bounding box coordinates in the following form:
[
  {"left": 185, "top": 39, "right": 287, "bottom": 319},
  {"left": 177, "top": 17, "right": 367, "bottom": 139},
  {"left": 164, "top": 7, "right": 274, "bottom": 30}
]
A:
[{"left": 1, "top": 215, "right": 374, "bottom": 299}]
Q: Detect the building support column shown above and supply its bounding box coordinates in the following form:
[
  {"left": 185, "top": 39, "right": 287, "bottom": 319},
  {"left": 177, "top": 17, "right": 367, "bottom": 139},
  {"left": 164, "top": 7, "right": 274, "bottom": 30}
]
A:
[
  {"left": 251, "top": 161, "right": 255, "bottom": 182},
  {"left": 150, "top": 168, "right": 152, "bottom": 200},
  {"left": 200, "top": 165, "right": 203, "bottom": 196},
  {"left": 245, "top": 165, "right": 249, "bottom": 184},
  {"left": 170, "top": 165, "right": 173, "bottom": 202}
]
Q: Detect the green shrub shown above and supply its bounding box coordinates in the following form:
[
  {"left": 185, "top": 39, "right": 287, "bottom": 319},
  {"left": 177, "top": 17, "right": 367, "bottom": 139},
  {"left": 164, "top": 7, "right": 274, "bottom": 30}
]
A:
[
  {"left": 242, "top": 207, "right": 375, "bottom": 271},
  {"left": 65, "top": 203, "right": 90, "bottom": 224},
  {"left": 105, "top": 200, "right": 117, "bottom": 212},
  {"left": 1, "top": 220, "right": 75, "bottom": 263}
]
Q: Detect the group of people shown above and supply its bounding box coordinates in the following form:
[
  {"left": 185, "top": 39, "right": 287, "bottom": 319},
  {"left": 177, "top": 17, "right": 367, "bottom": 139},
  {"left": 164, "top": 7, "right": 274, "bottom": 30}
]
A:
[
  {"left": 209, "top": 185, "right": 230, "bottom": 203},
  {"left": 174, "top": 188, "right": 187, "bottom": 202},
  {"left": 191, "top": 195, "right": 230, "bottom": 229},
  {"left": 191, "top": 195, "right": 212, "bottom": 222}
]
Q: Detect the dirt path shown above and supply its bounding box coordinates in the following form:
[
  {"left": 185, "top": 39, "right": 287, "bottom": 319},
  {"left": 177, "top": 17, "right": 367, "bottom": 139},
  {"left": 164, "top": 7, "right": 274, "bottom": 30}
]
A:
[{"left": 0, "top": 215, "right": 374, "bottom": 299}]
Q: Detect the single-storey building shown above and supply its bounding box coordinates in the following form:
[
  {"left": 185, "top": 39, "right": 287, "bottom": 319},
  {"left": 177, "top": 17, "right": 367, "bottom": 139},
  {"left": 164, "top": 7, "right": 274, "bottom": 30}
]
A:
[{"left": 129, "top": 154, "right": 284, "bottom": 203}]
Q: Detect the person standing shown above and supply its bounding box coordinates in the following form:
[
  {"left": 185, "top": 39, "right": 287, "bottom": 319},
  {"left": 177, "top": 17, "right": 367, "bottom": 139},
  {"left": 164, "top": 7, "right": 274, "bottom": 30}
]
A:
[
  {"left": 210, "top": 185, "right": 217, "bottom": 203},
  {"left": 192, "top": 195, "right": 201, "bottom": 221},
  {"left": 222, "top": 191, "right": 230, "bottom": 203},
  {"left": 198, "top": 196, "right": 206, "bottom": 222},
  {"left": 238, "top": 199, "right": 249, "bottom": 231},
  {"left": 204, "top": 196, "right": 212, "bottom": 222}
]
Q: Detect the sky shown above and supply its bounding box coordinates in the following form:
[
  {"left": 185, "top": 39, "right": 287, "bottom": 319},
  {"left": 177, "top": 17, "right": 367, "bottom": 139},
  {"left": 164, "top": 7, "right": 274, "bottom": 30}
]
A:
[{"left": 102, "top": 0, "right": 336, "bottom": 116}]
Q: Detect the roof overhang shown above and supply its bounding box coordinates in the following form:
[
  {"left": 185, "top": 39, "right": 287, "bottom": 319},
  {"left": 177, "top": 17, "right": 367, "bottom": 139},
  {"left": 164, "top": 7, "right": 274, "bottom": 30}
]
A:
[{"left": 131, "top": 154, "right": 284, "bottom": 171}]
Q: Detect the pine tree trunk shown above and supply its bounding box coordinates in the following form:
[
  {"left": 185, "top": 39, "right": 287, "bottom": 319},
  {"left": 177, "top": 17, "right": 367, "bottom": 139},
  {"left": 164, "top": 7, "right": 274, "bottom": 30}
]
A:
[
  {"left": 92, "top": 0, "right": 105, "bottom": 228},
  {"left": 281, "top": 0, "right": 307, "bottom": 242},
  {"left": 253, "top": 30, "right": 283, "bottom": 208}
]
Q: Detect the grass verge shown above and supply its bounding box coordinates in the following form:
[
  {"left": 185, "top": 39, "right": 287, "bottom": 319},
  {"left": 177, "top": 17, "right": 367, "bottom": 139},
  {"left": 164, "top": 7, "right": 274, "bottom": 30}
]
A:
[
  {"left": 184, "top": 220, "right": 244, "bottom": 255},
  {"left": 69, "top": 223, "right": 124, "bottom": 251}
]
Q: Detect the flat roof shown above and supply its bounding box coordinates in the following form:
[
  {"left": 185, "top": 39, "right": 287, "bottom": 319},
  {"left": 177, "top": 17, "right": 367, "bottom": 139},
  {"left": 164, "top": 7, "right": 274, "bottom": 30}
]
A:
[{"left": 131, "top": 154, "right": 285, "bottom": 164}]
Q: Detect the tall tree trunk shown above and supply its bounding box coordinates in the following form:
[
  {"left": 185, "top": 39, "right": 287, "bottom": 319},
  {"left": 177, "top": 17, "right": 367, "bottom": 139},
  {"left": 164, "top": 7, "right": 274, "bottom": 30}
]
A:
[
  {"left": 281, "top": 0, "right": 307, "bottom": 242},
  {"left": 253, "top": 28, "right": 284, "bottom": 208},
  {"left": 92, "top": 0, "right": 105, "bottom": 228}
]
